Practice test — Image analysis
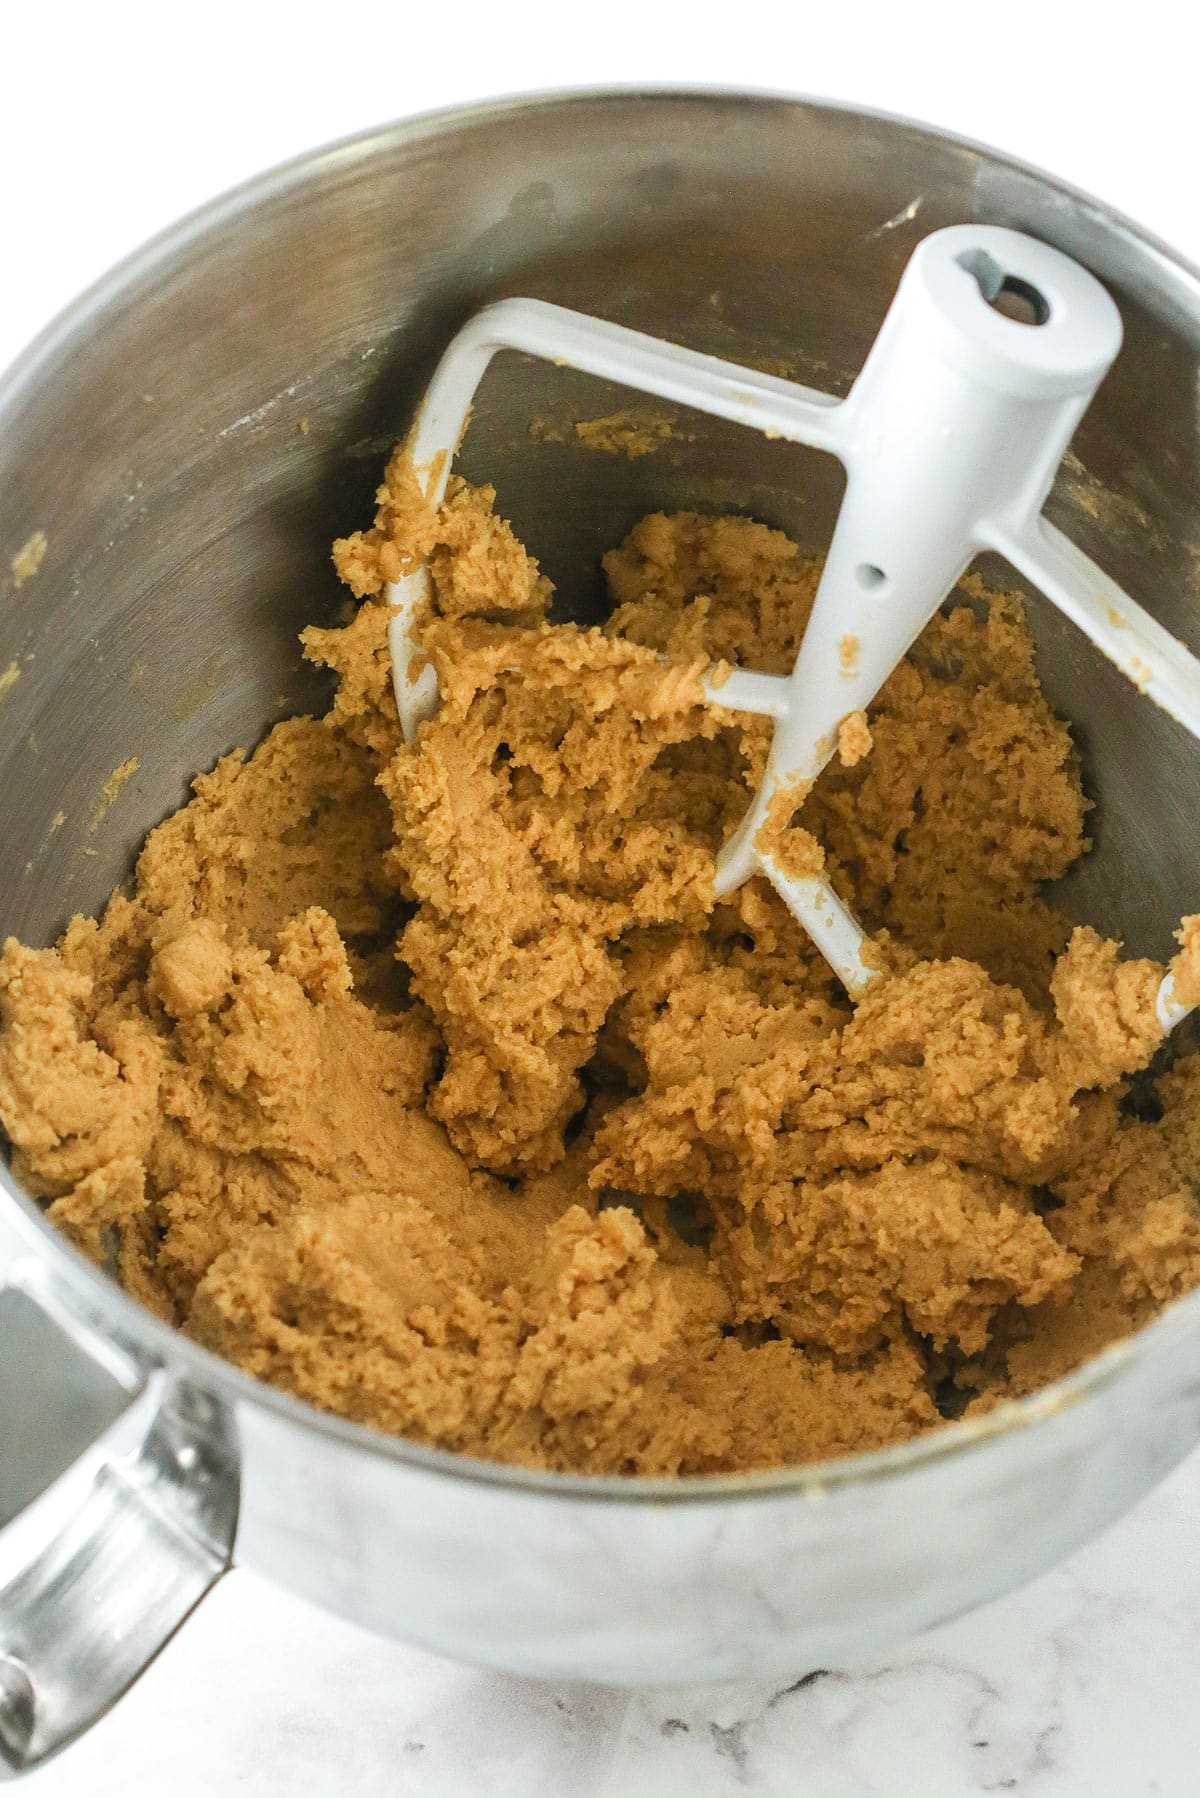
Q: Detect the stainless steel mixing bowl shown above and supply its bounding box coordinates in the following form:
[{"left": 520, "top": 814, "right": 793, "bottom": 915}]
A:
[{"left": 2, "top": 90, "right": 1199, "bottom": 1774}]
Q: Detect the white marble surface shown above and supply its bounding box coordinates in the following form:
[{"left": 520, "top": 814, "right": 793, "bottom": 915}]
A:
[{"left": 19, "top": 1445, "right": 1200, "bottom": 1795}]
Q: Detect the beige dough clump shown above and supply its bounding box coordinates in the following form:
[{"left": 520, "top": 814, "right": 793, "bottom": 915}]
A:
[
  {"left": 1, "top": 457, "right": 1198, "bottom": 1477},
  {"left": 837, "top": 709, "right": 872, "bottom": 767}
]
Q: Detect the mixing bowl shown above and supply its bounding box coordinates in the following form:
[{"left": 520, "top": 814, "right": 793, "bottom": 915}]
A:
[{"left": 2, "top": 89, "right": 1199, "bottom": 1774}]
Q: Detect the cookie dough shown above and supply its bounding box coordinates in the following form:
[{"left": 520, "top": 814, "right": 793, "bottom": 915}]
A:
[{"left": 2, "top": 451, "right": 1199, "bottom": 1476}]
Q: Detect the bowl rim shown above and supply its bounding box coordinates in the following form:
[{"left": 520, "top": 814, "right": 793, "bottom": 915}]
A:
[{"left": 3, "top": 81, "right": 1198, "bottom": 1507}]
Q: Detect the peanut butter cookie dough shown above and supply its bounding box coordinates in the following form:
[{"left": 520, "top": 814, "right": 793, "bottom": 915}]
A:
[{"left": 2, "top": 451, "right": 1199, "bottom": 1476}]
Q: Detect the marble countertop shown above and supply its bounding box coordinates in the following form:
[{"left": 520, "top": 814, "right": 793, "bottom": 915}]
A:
[{"left": 23, "top": 1446, "right": 1200, "bottom": 1795}]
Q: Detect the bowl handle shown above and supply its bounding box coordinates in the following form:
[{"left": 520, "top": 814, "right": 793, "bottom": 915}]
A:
[{"left": 0, "top": 1259, "right": 238, "bottom": 1775}]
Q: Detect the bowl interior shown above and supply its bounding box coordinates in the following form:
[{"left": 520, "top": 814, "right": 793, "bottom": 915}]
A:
[{"left": 1, "top": 96, "right": 1197, "bottom": 994}]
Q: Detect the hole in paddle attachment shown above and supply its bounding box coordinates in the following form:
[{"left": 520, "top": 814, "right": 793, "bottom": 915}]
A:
[
  {"left": 855, "top": 562, "right": 888, "bottom": 592},
  {"left": 956, "top": 247, "right": 1050, "bottom": 327}
]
